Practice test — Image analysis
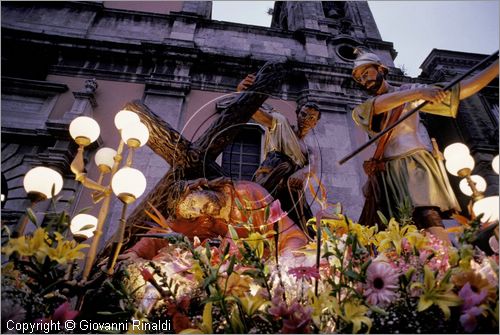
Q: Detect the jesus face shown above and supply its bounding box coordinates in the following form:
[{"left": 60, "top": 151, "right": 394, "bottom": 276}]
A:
[{"left": 176, "top": 190, "right": 222, "bottom": 219}]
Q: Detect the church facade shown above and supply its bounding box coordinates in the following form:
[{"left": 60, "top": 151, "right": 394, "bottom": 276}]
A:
[{"left": 1, "top": 1, "right": 498, "bottom": 241}]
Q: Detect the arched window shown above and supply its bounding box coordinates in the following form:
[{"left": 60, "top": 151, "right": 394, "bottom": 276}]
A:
[{"left": 222, "top": 125, "right": 263, "bottom": 181}]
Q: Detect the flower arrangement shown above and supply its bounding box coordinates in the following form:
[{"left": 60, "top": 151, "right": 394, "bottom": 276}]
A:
[
  {"left": 97, "top": 208, "right": 498, "bottom": 334},
  {"left": 1, "top": 197, "right": 498, "bottom": 334},
  {"left": 1, "top": 199, "right": 88, "bottom": 330}
]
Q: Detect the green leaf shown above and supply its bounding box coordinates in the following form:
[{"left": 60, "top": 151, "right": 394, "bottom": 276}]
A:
[
  {"left": 368, "top": 305, "right": 388, "bottom": 316},
  {"left": 324, "top": 226, "right": 335, "bottom": 240},
  {"left": 76, "top": 206, "right": 93, "bottom": 214},
  {"left": 205, "top": 243, "right": 211, "bottom": 261},
  {"left": 377, "top": 211, "right": 388, "bottom": 226},
  {"left": 345, "top": 269, "right": 360, "bottom": 281},
  {"left": 360, "top": 259, "right": 372, "bottom": 273},
  {"left": 228, "top": 225, "right": 239, "bottom": 240},
  {"left": 223, "top": 241, "right": 230, "bottom": 256},
  {"left": 417, "top": 296, "right": 433, "bottom": 312},
  {"left": 441, "top": 268, "right": 453, "bottom": 284},
  {"left": 241, "top": 269, "right": 261, "bottom": 278},
  {"left": 264, "top": 205, "right": 270, "bottom": 222},
  {"left": 50, "top": 183, "right": 57, "bottom": 199},
  {"left": 230, "top": 304, "right": 245, "bottom": 333},
  {"left": 227, "top": 255, "right": 236, "bottom": 276},
  {"left": 77, "top": 224, "right": 94, "bottom": 232},
  {"left": 322, "top": 251, "right": 335, "bottom": 258},
  {"left": 26, "top": 208, "right": 38, "bottom": 225},
  {"left": 234, "top": 197, "right": 244, "bottom": 211}
]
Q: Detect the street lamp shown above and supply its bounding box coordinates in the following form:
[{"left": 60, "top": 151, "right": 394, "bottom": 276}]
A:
[
  {"left": 106, "top": 167, "right": 148, "bottom": 274},
  {"left": 492, "top": 155, "right": 499, "bottom": 174},
  {"left": 444, "top": 142, "right": 499, "bottom": 224},
  {"left": 23, "top": 166, "right": 64, "bottom": 201},
  {"left": 15, "top": 167, "right": 64, "bottom": 236},
  {"left": 66, "top": 110, "right": 149, "bottom": 281},
  {"left": 70, "top": 213, "right": 98, "bottom": 243}
]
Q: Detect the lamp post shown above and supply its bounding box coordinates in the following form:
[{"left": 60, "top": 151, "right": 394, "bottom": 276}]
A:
[
  {"left": 67, "top": 110, "right": 149, "bottom": 282},
  {"left": 106, "top": 167, "right": 147, "bottom": 274},
  {"left": 15, "top": 167, "right": 64, "bottom": 237},
  {"left": 444, "top": 143, "right": 499, "bottom": 224}
]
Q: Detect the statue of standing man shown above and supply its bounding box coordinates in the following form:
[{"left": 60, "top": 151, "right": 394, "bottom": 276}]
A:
[{"left": 350, "top": 48, "right": 499, "bottom": 243}]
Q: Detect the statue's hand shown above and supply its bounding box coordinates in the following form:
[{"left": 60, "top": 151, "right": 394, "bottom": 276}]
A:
[
  {"left": 236, "top": 74, "right": 256, "bottom": 92},
  {"left": 187, "top": 178, "right": 209, "bottom": 191},
  {"left": 419, "top": 86, "right": 447, "bottom": 104}
]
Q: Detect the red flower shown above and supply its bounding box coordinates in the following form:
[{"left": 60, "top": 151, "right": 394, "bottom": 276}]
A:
[
  {"left": 140, "top": 267, "right": 154, "bottom": 281},
  {"left": 288, "top": 266, "right": 320, "bottom": 281}
]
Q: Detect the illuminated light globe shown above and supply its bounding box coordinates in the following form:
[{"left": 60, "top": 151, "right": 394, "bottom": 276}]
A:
[
  {"left": 473, "top": 196, "right": 500, "bottom": 223},
  {"left": 23, "top": 167, "right": 63, "bottom": 199},
  {"left": 492, "top": 155, "right": 499, "bottom": 174},
  {"left": 114, "top": 109, "right": 140, "bottom": 131},
  {"left": 459, "top": 175, "right": 487, "bottom": 196},
  {"left": 94, "top": 147, "right": 117, "bottom": 172},
  {"left": 445, "top": 154, "right": 475, "bottom": 176},
  {"left": 70, "top": 214, "right": 98, "bottom": 239},
  {"left": 443, "top": 142, "right": 470, "bottom": 161},
  {"left": 111, "top": 167, "right": 146, "bottom": 203},
  {"left": 121, "top": 121, "right": 149, "bottom": 147},
  {"left": 69, "top": 116, "right": 100, "bottom": 146}
]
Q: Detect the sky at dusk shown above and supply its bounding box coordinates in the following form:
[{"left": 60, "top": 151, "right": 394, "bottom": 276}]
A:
[{"left": 212, "top": 1, "right": 499, "bottom": 77}]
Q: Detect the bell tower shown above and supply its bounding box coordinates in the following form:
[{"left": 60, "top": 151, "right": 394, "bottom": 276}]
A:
[{"left": 271, "top": 1, "right": 397, "bottom": 66}]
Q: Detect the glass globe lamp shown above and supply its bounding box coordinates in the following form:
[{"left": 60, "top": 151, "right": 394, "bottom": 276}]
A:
[
  {"left": 121, "top": 121, "right": 149, "bottom": 148},
  {"left": 94, "top": 147, "right": 117, "bottom": 173},
  {"left": 70, "top": 214, "right": 98, "bottom": 240},
  {"left": 114, "top": 109, "right": 140, "bottom": 131},
  {"left": 69, "top": 116, "right": 100, "bottom": 146},
  {"left": 473, "top": 196, "right": 500, "bottom": 223},
  {"left": 459, "top": 175, "right": 487, "bottom": 197},
  {"left": 445, "top": 154, "right": 475, "bottom": 177},
  {"left": 443, "top": 143, "right": 470, "bottom": 161},
  {"left": 111, "top": 167, "right": 146, "bottom": 203},
  {"left": 23, "top": 167, "right": 63, "bottom": 201},
  {"left": 492, "top": 155, "right": 499, "bottom": 174}
]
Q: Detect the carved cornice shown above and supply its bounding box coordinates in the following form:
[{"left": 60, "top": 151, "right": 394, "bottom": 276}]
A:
[
  {"left": 420, "top": 49, "right": 489, "bottom": 76},
  {"left": 1, "top": 77, "right": 68, "bottom": 96},
  {"left": 144, "top": 76, "right": 192, "bottom": 96}
]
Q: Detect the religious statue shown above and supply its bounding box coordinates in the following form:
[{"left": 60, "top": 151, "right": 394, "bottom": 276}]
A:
[
  {"left": 97, "top": 61, "right": 291, "bottom": 264},
  {"left": 350, "top": 48, "right": 499, "bottom": 243},
  {"left": 121, "top": 177, "right": 309, "bottom": 261},
  {"left": 237, "top": 74, "right": 321, "bottom": 237}
]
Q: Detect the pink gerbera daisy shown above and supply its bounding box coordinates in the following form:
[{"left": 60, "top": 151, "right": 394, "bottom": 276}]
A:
[
  {"left": 288, "top": 266, "right": 320, "bottom": 281},
  {"left": 364, "top": 261, "right": 399, "bottom": 306}
]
